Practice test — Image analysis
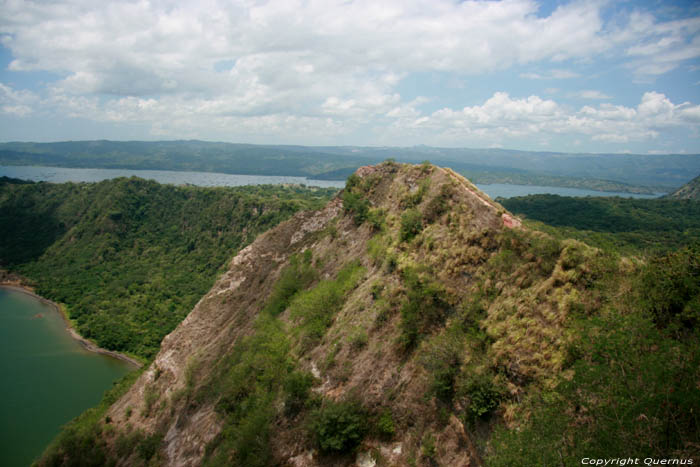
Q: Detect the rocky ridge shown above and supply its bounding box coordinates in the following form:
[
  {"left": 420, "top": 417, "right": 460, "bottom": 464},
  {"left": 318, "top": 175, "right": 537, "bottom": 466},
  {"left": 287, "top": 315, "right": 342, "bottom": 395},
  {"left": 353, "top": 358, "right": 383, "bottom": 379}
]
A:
[{"left": 47, "top": 162, "right": 607, "bottom": 466}]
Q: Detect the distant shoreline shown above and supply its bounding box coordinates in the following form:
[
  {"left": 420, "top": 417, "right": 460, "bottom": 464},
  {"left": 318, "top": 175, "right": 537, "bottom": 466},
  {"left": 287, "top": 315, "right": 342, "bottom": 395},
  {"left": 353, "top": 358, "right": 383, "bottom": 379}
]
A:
[{"left": 0, "top": 284, "right": 143, "bottom": 368}]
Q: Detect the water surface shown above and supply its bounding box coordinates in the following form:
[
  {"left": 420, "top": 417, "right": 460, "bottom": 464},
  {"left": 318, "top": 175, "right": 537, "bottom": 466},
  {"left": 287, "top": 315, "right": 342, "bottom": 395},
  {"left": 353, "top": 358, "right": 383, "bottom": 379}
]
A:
[
  {"left": 0, "top": 165, "right": 345, "bottom": 189},
  {"left": 474, "top": 182, "right": 660, "bottom": 199},
  {"left": 0, "top": 165, "right": 660, "bottom": 198},
  {"left": 0, "top": 288, "right": 133, "bottom": 467}
]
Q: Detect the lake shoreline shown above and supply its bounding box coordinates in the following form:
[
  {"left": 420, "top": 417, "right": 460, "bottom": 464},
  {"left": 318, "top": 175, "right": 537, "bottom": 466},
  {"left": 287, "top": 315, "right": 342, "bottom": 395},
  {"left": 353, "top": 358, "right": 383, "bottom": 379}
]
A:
[{"left": 0, "top": 284, "right": 143, "bottom": 368}]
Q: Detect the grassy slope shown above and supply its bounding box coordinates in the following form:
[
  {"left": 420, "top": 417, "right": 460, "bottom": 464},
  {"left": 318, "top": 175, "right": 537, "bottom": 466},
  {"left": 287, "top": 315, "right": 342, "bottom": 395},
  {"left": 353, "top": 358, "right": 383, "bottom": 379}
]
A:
[{"left": 0, "top": 178, "right": 336, "bottom": 359}]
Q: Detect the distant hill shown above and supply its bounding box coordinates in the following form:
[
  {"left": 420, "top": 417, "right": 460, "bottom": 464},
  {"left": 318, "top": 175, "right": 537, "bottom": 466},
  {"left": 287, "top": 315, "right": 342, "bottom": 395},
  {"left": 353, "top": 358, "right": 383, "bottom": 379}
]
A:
[
  {"left": 2, "top": 140, "right": 699, "bottom": 193},
  {"left": 666, "top": 173, "right": 700, "bottom": 199}
]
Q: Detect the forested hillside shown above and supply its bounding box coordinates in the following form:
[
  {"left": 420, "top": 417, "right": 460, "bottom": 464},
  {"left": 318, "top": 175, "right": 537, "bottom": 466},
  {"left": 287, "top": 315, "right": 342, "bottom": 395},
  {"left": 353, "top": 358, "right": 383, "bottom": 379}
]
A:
[
  {"left": 500, "top": 194, "right": 700, "bottom": 254},
  {"left": 0, "top": 178, "right": 336, "bottom": 359}
]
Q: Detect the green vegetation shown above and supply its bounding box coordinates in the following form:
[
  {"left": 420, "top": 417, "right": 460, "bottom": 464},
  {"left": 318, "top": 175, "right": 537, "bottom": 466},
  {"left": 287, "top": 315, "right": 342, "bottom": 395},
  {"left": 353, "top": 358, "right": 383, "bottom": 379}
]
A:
[
  {"left": 637, "top": 245, "right": 700, "bottom": 331},
  {"left": 0, "top": 178, "right": 335, "bottom": 359},
  {"left": 501, "top": 194, "right": 700, "bottom": 253},
  {"left": 399, "top": 208, "right": 423, "bottom": 242},
  {"left": 201, "top": 256, "right": 367, "bottom": 464},
  {"left": 486, "top": 244, "right": 700, "bottom": 464},
  {"left": 488, "top": 310, "right": 700, "bottom": 464},
  {"left": 400, "top": 177, "right": 430, "bottom": 208},
  {"left": 375, "top": 409, "right": 395, "bottom": 439},
  {"left": 398, "top": 267, "right": 449, "bottom": 351},
  {"left": 290, "top": 261, "right": 365, "bottom": 350},
  {"left": 262, "top": 250, "right": 318, "bottom": 316},
  {"left": 342, "top": 190, "right": 370, "bottom": 225},
  {"left": 311, "top": 399, "right": 368, "bottom": 454},
  {"left": 205, "top": 316, "right": 293, "bottom": 467}
]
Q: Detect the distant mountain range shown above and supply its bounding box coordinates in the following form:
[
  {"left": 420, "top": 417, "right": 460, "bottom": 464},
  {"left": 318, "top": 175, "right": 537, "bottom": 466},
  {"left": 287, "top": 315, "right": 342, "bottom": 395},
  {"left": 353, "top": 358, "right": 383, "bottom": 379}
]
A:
[{"left": 2, "top": 140, "right": 699, "bottom": 193}]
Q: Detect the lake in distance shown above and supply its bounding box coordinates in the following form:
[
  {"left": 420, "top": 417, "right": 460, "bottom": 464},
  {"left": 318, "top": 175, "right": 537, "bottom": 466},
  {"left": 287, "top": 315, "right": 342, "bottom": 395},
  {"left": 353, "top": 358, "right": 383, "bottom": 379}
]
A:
[
  {"left": 0, "top": 165, "right": 660, "bottom": 199},
  {"left": 0, "top": 288, "right": 133, "bottom": 467}
]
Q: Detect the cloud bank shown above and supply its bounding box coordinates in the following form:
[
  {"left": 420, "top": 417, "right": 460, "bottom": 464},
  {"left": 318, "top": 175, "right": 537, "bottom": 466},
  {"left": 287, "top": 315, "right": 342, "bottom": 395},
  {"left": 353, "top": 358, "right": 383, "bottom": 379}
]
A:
[{"left": 1, "top": 0, "right": 699, "bottom": 151}]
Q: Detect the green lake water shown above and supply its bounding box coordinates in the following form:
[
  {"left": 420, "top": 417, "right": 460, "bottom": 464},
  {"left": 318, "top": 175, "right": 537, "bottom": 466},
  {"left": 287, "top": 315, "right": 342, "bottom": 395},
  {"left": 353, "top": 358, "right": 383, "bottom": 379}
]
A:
[{"left": 0, "top": 288, "right": 133, "bottom": 466}]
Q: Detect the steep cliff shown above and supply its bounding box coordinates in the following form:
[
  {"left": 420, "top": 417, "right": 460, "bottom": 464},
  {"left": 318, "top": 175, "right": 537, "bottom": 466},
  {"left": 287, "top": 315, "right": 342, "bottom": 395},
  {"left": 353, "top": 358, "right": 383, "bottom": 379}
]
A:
[{"left": 40, "top": 162, "right": 700, "bottom": 466}]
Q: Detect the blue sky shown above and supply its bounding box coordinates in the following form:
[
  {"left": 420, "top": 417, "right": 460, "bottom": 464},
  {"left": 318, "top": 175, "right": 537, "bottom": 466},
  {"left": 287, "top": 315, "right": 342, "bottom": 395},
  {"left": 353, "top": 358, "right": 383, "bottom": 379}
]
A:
[{"left": 0, "top": 0, "right": 699, "bottom": 154}]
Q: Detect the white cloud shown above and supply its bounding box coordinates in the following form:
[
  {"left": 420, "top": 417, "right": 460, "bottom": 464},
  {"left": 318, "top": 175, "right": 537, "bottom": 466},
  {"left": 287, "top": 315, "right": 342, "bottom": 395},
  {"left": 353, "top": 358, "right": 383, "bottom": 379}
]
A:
[
  {"left": 620, "top": 14, "right": 700, "bottom": 76},
  {"left": 575, "top": 90, "right": 612, "bottom": 99},
  {"left": 0, "top": 0, "right": 699, "bottom": 145},
  {"left": 0, "top": 83, "right": 38, "bottom": 116},
  {"left": 1, "top": 1, "right": 694, "bottom": 97},
  {"left": 386, "top": 91, "right": 700, "bottom": 145},
  {"left": 520, "top": 69, "right": 581, "bottom": 80}
]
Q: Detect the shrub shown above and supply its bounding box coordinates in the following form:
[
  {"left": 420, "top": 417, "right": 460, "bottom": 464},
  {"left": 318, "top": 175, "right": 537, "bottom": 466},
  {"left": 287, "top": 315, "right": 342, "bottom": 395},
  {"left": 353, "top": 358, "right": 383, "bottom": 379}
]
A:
[
  {"left": 263, "top": 251, "right": 317, "bottom": 316},
  {"left": 400, "top": 208, "right": 423, "bottom": 242},
  {"left": 367, "top": 235, "right": 387, "bottom": 266},
  {"left": 376, "top": 410, "right": 396, "bottom": 439},
  {"left": 487, "top": 311, "right": 700, "bottom": 464},
  {"left": 349, "top": 329, "right": 369, "bottom": 351},
  {"left": 284, "top": 371, "right": 314, "bottom": 416},
  {"left": 420, "top": 328, "right": 465, "bottom": 402},
  {"left": 421, "top": 433, "right": 436, "bottom": 460},
  {"left": 205, "top": 318, "right": 292, "bottom": 466},
  {"left": 401, "top": 177, "right": 431, "bottom": 209},
  {"left": 398, "top": 268, "right": 450, "bottom": 351},
  {"left": 137, "top": 433, "right": 163, "bottom": 461},
  {"left": 366, "top": 208, "right": 386, "bottom": 231},
  {"left": 342, "top": 190, "right": 370, "bottom": 225},
  {"left": 312, "top": 400, "right": 368, "bottom": 453},
  {"left": 457, "top": 372, "right": 503, "bottom": 419}
]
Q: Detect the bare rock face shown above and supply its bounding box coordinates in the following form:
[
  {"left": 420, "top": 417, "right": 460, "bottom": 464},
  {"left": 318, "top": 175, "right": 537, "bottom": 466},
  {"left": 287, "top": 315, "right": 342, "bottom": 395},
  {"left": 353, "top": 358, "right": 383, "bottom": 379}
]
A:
[{"left": 100, "top": 163, "right": 559, "bottom": 466}]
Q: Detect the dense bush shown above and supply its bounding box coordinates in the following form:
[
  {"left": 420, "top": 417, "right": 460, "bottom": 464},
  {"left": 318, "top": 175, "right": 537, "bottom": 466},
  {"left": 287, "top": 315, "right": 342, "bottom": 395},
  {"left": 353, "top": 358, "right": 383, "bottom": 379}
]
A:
[
  {"left": 399, "top": 208, "right": 423, "bottom": 242},
  {"left": 458, "top": 371, "right": 503, "bottom": 420},
  {"left": 420, "top": 328, "right": 464, "bottom": 402},
  {"left": 342, "top": 190, "right": 369, "bottom": 225},
  {"left": 312, "top": 400, "right": 368, "bottom": 453},
  {"left": 283, "top": 370, "right": 315, "bottom": 416},
  {"left": 637, "top": 245, "right": 700, "bottom": 331},
  {"left": 399, "top": 268, "right": 449, "bottom": 351}
]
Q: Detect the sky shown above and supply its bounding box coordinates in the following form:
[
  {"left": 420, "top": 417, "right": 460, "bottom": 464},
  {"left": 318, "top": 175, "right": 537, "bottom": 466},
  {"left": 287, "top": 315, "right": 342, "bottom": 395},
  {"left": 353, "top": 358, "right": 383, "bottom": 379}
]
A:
[{"left": 0, "top": 0, "right": 699, "bottom": 154}]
